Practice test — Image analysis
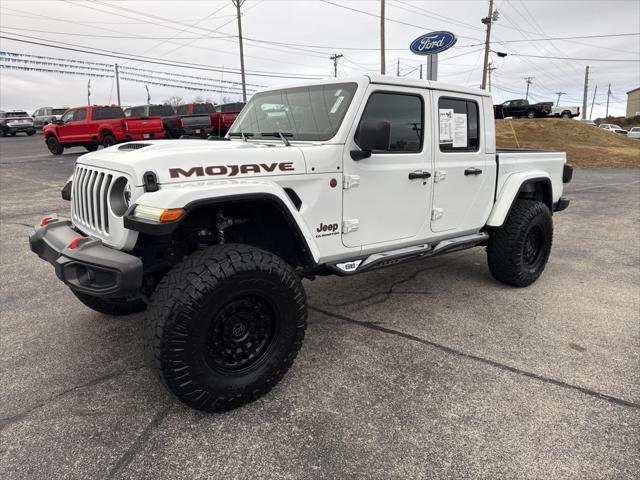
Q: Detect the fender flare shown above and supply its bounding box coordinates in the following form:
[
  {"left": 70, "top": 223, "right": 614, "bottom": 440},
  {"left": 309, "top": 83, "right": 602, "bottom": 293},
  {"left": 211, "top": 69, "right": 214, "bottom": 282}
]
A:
[
  {"left": 124, "top": 181, "right": 320, "bottom": 265},
  {"left": 486, "top": 171, "right": 552, "bottom": 227},
  {"left": 99, "top": 128, "right": 114, "bottom": 141}
]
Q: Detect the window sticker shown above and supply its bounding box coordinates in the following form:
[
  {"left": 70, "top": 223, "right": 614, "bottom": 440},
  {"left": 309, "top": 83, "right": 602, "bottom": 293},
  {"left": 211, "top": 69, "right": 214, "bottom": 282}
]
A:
[
  {"left": 453, "top": 113, "right": 468, "bottom": 148},
  {"left": 439, "top": 108, "right": 454, "bottom": 144},
  {"left": 330, "top": 96, "right": 345, "bottom": 114}
]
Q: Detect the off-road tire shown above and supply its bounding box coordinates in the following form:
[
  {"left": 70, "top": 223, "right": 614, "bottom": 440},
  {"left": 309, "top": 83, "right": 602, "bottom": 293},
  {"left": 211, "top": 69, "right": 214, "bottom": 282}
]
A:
[
  {"left": 46, "top": 136, "right": 64, "bottom": 155},
  {"left": 561, "top": 111, "right": 572, "bottom": 119},
  {"left": 72, "top": 290, "right": 147, "bottom": 315},
  {"left": 487, "top": 200, "right": 553, "bottom": 287},
  {"left": 144, "top": 244, "right": 307, "bottom": 412},
  {"left": 85, "top": 144, "right": 99, "bottom": 152},
  {"left": 102, "top": 134, "right": 116, "bottom": 148}
]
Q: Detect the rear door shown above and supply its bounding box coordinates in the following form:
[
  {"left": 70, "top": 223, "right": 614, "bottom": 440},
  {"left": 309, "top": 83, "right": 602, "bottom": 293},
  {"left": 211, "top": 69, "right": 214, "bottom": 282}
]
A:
[
  {"left": 342, "top": 87, "right": 432, "bottom": 248},
  {"left": 431, "top": 93, "right": 495, "bottom": 233}
]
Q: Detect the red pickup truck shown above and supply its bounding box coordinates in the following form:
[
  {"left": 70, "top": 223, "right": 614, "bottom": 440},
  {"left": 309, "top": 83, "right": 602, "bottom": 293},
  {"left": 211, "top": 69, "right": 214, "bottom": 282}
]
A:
[
  {"left": 43, "top": 105, "right": 165, "bottom": 155},
  {"left": 175, "top": 102, "right": 244, "bottom": 138}
]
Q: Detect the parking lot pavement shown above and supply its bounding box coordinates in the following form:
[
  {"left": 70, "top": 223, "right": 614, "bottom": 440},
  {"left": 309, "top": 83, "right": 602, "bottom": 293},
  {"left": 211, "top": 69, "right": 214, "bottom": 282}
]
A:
[{"left": 1, "top": 135, "right": 639, "bottom": 479}]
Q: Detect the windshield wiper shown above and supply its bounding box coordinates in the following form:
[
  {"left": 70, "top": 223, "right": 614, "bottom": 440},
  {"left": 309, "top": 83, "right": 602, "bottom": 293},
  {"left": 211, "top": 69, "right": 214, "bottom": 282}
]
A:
[
  {"left": 260, "top": 131, "right": 293, "bottom": 146},
  {"left": 228, "top": 131, "right": 254, "bottom": 137}
]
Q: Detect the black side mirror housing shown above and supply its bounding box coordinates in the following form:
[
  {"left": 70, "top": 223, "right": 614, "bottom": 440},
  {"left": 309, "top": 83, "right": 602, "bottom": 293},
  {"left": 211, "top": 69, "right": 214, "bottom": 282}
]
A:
[{"left": 351, "top": 120, "right": 391, "bottom": 160}]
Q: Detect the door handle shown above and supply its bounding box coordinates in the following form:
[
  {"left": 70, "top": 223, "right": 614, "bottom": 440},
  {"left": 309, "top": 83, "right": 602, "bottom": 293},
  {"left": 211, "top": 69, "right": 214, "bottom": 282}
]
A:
[
  {"left": 408, "top": 171, "right": 431, "bottom": 180},
  {"left": 464, "top": 167, "right": 483, "bottom": 176}
]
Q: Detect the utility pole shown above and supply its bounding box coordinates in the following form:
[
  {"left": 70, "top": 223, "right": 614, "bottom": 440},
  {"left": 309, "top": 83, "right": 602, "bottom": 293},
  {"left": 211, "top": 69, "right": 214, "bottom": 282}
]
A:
[
  {"left": 481, "top": 0, "right": 498, "bottom": 90},
  {"left": 589, "top": 84, "right": 598, "bottom": 120},
  {"left": 329, "top": 53, "right": 343, "bottom": 78},
  {"left": 115, "top": 64, "right": 121, "bottom": 106},
  {"left": 524, "top": 76, "right": 534, "bottom": 100},
  {"left": 380, "top": 0, "right": 386, "bottom": 75},
  {"left": 232, "top": 0, "right": 247, "bottom": 102},
  {"left": 554, "top": 91, "right": 566, "bottom": 106},
  {"left": 87, "top": 79, "right": 91, "bottom": 105},
  {"left": 396, "top": 58, "right": 400, "bottom": 76},
  {"left": 581, "top": 65, "right": 589, "bottom": 119},
  {"left": 487, "top": 63, "right": 497, "bottom": 92},
  {"left": 605, "top": 83, "right": 611, "bottom": 118}
]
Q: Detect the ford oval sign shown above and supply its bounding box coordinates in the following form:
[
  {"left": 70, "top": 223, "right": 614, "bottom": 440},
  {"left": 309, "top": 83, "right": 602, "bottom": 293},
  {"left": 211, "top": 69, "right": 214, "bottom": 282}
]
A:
[{"left": 410, "top": 31, "right": 457, "bottom": 55}]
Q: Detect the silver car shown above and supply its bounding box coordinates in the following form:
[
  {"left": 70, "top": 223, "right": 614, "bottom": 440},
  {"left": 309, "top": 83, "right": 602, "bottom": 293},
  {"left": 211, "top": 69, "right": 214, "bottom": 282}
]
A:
[
  {"left": 598, "top": 123, "right": 628, "bottom": 135},
  {"left": 627, "top": 127, "right": 640, "bottom": 139},
  {"left": 32, "top": 107, "right": 69, "bottom": 129}
]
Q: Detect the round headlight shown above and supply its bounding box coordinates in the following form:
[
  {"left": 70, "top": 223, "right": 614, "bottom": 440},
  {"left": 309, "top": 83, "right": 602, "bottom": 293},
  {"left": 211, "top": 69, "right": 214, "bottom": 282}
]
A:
[{"left": 109, "top": 177, "right": 131, "bottom": 217}]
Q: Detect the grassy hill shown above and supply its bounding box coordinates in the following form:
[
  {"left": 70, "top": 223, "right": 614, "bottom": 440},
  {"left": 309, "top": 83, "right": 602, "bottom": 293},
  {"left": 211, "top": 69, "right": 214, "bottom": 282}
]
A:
[{"left": 495, "top": 118, "right": 640, "bottom": 168}]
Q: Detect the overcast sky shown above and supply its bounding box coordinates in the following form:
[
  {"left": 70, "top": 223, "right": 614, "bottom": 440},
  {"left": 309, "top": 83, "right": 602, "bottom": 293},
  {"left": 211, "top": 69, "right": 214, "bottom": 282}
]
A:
[{"left": 1, "top": 0, "right": 638, "bottom": 119}]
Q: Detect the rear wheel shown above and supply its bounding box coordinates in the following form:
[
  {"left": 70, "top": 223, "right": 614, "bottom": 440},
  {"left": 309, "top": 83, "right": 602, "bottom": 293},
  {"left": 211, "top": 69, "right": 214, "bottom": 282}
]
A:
[
  {"left": 487, "top": 199, "right": 553, "bottom": 287},
  {"left": 72, "top": 290, "right": 146, "bottom": 316},
  {"left": 525, "top": 110, "right": 536, "bottom": 119},
  {"left": 85, "top": 144, "right": 99, "bottom": 152},
  {"left": 561, "top": 110, "right": 572, "bottom": 119},
  {"left": 46, "top": 136, "right": 64, "bottom": 155},
  {"left": 102, "top": 134, "right": 116, "bottom": 148},
  {"left": 144, "top": 244, "right": 307, "bottom": 412},
  {"left": 27, "top": 130, "right": 35, "bottom": 136}
]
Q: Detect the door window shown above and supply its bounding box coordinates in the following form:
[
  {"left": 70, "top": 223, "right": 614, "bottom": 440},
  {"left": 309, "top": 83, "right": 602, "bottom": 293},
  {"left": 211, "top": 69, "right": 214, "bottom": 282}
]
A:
[
  {"left": 438, "top": 98, "right": 479, "bottom": 152},
  {"left": 73, "top": 108, "right": 87, "bottom": 121},
  {"left": 356, "top": 92, "right": 423, "bottom": 152},
  {"left": 60, "top": 111, "right": 75, "bottom": 123}
]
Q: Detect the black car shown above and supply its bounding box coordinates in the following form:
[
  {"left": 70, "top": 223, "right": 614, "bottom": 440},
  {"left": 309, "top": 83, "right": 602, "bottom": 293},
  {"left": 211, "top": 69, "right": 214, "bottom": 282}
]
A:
[{"left": 0, "top": 111, "right": 36, "bottom": 136}]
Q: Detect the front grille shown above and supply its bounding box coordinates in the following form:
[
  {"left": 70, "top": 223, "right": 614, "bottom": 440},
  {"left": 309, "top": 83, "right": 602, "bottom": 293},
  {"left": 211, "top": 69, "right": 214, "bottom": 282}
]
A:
[{"left": 72, "top": 166, "right": 114, "bottom": 235}]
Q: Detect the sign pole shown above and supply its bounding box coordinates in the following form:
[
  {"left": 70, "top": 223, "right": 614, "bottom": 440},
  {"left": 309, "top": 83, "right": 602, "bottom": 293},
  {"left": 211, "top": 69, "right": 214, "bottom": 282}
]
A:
[{"left": 427, "top": 54, "right": 438, "bottom": 81}]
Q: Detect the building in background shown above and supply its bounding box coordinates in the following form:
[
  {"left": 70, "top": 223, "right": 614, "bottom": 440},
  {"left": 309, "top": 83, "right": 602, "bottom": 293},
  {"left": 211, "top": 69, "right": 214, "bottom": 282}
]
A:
[{"left": 627, "top": 87, "right": 640, "bottom": 117}]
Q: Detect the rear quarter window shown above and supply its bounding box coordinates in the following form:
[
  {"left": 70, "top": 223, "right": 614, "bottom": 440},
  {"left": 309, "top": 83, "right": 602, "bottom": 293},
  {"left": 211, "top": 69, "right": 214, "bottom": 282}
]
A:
[{"left": 92, "top": 107, "right": 125, "bottom": 120}]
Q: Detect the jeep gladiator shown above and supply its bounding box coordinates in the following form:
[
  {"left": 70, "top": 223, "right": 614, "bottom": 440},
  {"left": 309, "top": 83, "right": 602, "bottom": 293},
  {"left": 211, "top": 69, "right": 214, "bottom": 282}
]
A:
[
  {"left": 30, "top": 75, "right": 572, "bottom": 412},
  {"left": 43, "top": 105, "right": 165, "bottom": 154}
]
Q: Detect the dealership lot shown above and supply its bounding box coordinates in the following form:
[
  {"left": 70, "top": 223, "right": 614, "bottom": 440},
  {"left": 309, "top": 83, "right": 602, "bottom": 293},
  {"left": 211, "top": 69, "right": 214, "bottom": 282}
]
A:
[{"left": 1, "top": 135, "right": 638, "bottom": 479}]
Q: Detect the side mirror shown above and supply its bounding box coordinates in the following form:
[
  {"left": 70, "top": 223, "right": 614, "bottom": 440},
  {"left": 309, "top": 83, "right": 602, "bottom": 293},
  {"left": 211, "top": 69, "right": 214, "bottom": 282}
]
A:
[{"left": 351, "top": 120, "right": 391, "bottom": 160}]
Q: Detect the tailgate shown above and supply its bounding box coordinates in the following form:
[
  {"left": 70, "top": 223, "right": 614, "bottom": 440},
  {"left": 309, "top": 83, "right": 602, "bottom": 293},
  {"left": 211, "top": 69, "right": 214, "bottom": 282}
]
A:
[
  {"left": 124, "top": 117, "right": 163, "bottom": 134},
  {"left": 181, "top": 115, "right": 211, "bottom": 128}
]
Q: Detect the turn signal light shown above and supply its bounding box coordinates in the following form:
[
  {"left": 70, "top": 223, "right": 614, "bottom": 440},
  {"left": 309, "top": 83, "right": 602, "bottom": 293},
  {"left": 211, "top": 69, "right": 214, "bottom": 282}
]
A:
[{"left": 159, "top": 208, "right": 185, "bottom": 223}]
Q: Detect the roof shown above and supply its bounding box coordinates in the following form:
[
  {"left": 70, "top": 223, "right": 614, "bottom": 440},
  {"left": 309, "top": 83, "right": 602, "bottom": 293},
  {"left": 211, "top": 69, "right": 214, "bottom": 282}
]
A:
[
  {"left": 627, "top": 87, "right": 640, "bottom": 95},
  {"left": 261, "top": 75, "right": 491, "bottom": 98}
]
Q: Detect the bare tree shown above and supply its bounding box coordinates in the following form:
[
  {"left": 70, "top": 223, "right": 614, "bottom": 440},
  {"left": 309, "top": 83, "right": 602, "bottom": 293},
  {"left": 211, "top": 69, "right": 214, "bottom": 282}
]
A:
[
  {"left": 163, "top": 96, "right": 184, "bottom": 107},
  {"left": 193, "top": 95, "right": 205, "bottom": 103}
]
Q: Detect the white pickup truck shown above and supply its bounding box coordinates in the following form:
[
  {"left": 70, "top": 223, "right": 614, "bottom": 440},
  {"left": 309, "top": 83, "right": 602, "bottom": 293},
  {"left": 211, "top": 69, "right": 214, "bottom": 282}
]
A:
[{"left": 30, "top": 75, "right": 572, "bottom": 412}]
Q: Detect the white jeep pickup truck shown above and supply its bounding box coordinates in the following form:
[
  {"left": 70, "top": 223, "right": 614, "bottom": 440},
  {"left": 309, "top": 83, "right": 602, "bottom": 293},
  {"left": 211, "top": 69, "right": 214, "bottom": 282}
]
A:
[{"left": 30, "top": 75, "right": 572, "bottom": 412}]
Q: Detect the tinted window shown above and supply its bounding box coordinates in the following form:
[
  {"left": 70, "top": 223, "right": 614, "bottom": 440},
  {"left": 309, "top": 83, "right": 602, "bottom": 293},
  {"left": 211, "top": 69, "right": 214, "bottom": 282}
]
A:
[
  {"left": 220, "top": 102, "right": 244, "bottom": 113},
  {"left": 6, "top": 111, "right": 29, "bottom": 117},
  {"left": 176, "top": 105, "right": 189, "bottom": 115},
  {"left": 74, "top": 108, "right": 87, "bottom": 121},
  {"left": 150, "top": 105, "right": 175, "bottom": 116},
  {"left": 356, "top": 92, "right": 423, "bottom": 152},
  {"left": 230, "top": 83, "right": 357, "bottom": 141},
  {"left": 92, "top": 107, "right": 124, "bottom": 120},
  {"left": 438, "top": 98, "right": 480, "bottom": 152},
  {"left": 52, "top": 108, "right": 67, "bottom": 115},
  {"left": 193, "top": 103, "right": 215, "bottom": 114}
]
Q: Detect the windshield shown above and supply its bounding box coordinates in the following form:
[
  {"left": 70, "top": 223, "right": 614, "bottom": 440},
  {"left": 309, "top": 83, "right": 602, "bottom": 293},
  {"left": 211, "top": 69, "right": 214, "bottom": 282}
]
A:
[{"left": 229, "top": 82, "right": 358, "bottom": 141}]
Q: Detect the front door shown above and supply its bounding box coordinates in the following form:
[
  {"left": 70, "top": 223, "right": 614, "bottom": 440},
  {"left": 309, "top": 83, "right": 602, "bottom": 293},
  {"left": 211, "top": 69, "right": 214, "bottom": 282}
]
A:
[
  {"left": 431, "top": 93, "right": 495, "bottom": 233},
  {"left": 58, "top": 108, "right": 88, "bottom": 142},
  {"left": 342, "top": 88, "right": 432, "bottom": 248}
]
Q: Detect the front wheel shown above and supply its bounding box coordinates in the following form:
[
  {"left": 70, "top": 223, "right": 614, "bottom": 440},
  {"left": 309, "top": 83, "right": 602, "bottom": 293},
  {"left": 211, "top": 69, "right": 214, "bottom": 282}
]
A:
[
  {"left": 72, "top": 290, "right": 147, "bottom": 316},
  {"left": 27, "top": 130, "right": 35, "bottom": 136},
  {"left": 144, "top": 244, "right": 307, "bottom": 412},
  {"left": 487, "top": 200, "right": 553, "bottom": 287},
  {"left": 85, "top": 144, "right": 99, "bottom": 152},
  {"left": 46, "top": 136, "right": 64, "bottom": 155}
]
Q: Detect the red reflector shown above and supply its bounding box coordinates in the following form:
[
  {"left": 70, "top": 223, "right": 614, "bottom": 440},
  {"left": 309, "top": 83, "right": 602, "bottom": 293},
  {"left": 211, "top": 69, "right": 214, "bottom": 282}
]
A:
[
  {"left": 69, "top": 236, "right": 86, "bottom": 250},
  {"left": 329, "top": 178, "right": 338, "bottom": 188},
  {"left": 40, "top": 216, "right": 55, "bottom": 226}
]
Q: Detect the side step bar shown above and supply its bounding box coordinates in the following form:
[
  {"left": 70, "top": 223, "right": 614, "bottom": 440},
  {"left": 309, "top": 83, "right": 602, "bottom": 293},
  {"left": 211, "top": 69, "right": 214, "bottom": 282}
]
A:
[{"left": 329, "top": 232, "right": 489, "bottom": 276}]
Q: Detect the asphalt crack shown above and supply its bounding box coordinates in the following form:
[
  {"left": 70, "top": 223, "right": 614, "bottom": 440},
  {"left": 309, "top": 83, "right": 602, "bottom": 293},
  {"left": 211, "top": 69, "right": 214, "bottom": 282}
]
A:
[
  {"left": 0, "top": 365, "right": 145, "bottom": 430},
  {"left": 310, "top": 305, "right": 640, "bottom": 410},
  {"left": 106, "top": 405, "right": 171, "bottom": 479}
]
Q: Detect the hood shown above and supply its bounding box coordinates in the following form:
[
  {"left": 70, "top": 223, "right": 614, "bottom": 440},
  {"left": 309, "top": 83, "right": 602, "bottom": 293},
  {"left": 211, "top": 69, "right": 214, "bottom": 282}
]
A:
[{"left": 77, "top": 139, "right": 308, "bottom": 186}]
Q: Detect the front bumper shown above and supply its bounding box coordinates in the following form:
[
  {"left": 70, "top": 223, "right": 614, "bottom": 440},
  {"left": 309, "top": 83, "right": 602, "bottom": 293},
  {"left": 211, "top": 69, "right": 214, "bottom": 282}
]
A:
[{"left": 29, "top": 217, "right": 143, "bottom": 298}]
